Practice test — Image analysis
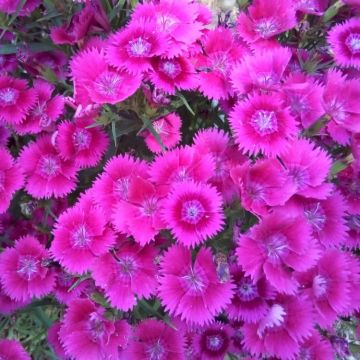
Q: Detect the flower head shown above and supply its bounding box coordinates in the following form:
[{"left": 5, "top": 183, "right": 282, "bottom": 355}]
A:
[
  {"left": 0, "top": 339, "right": 31, "bottom": 360},
  {"left": 0, "top": 0, "right": 40, "bottom": 16}
]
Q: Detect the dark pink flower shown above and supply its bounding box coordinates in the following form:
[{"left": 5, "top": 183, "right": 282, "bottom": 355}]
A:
[
  {"left": 106, "top": 21, "right": 168, "bottom": 74},
  {"left": 0, "top": 339, "right": 31, "bottom": 360},
  {"left": 297, "top": 331, "right": 334, "bottom": 360},
  {"left": 59, "top": 298, "right": 130, "bottom": 360},
  {"left": 328, "top": 17, "right": 360, "bottom": 69},
  {"left": 0, "top": 235, "right": 55, "bottom": 302},
  {"left": 0, "top": 0, "right": 40, "bottom": 16},
  {"left": 337, "top": 165, "right": 360, "bottom": 214},
  {"left": 51, "top": 200, "right": 116, "bottom": 274},
  {"left": 236, "top": 210, "right": 319, "bottom": 294},
  {"left": 162, "top": 181, "right": 224, "bottom": 247},
  {"left": 144, "top": 112, "right": 182, "bottom": 153},
  {"left": 70, "top": 47, "right": 142, "bottom": 106},
  {"left": 0, "top": 75, "right": 36, "bottom": 125},
  {"left": 229, "top": 93, "right": 298, "bottom": 157},
  {"left": 48, "top": 322, "right": 69, "bottom": 360},
  {"left": 0, "top": 283, "right": 30, "bottom": 314},
  {"left": 18, "top": 135, "right": 78, "bottom": 199},
  {"left": 91, "top": 241, "right": 158, "bottom": 311},
  {"left": 158, "top": 245, "right": 234, "bottom": 325},
  {"left": 293, "top": 0, "right": 329, "bottom": 15},
  {"left": 122, "top": 319, "right": 186, "bottom": 360},
  {"left": 56, "top": 116, "right": 109, "bottom": 168}
]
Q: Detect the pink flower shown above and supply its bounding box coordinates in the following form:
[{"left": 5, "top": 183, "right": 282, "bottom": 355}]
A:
[
  {"left": 122, "top": 319, "right": 186, "bottom": 360},
  {"left": 91, "top": 241, "right": 158, "bottom": 311},
  {"left": 345, "top": 214, "right": 360, "bottom": 249},
  {"left": 242, "top": 295, "right": 313, "bottom": 359},
  {"left": 0, "top": 283, "right": 30, "bottom": 314},
  {"left": 230, "top": 159, "right": 296, "bottom": 216},
  {"left": 106, "top": 21, "right": 168, "bottom": 74},
  {"left": 195, "top": 27, "right": 248, "bottom": 100},
  {"left": 236, "top": 0, "right": 297, "bottom": 44},
  {"left": 12, "top": 80, "right": 64, "bottom": 135},
  {"left": 328, "top": 17, "right": 360, "bottom": 69},
  {"left": 162, "top": 181, "right": 224, "bottom": 247},
  {"left": 18, "top": 135, "right": 78, "bottom": 199},
  {"left": 56, "top": 116, "right": 109, "bottom": 168},
  {"left": 150, "top": 146, "right": 214, "bottom": 193},
  {"left": 0, "top": 235, "right": 55, "bottom": 302},
  {"left": 48, "top": 322, "right": 69, "bottom": 360},
  {"left": 158, "top": 245, "right": 234, "bottom": 325},
  {"left": 0, "top": 148, "right": 24, "bottom": 214},
  {"left": 193, "top": 128, "right": 247, "bottom": 204},
  {"left": 59, "top": 298, "right": 130, "bottom": 360},
  {"left": 112, "top": 176, "right": 165, "bottom": 245},
  {"left": 279, "top": 138, "right": 332, "bottom": 199},
  {"left": 70, "top": 47, "right": 142, "bottom": 106},
  {"left": 227, "top": 265, "right": 275, "bottom": 323},
  {"left": 229, "top": 93, "right": 298, "bottom": 157},
  {"left": 337, "top": 165, "right": 360, "bottom": 214},
  {"left": 51, "top": 200, "right": 116, "bottom": 274},
  {"left": 0, "top": 0, "right": 40, "bottom": 16},
  {"left": 293, "top": 0, "right": 329, "bottom": 15},
  {"left": 91, "top": 154, "right": 149, "bottom": 217},
  {"left": 296, "top": 250, "right": 350, "bottom": 327},
  {"left": 144, "top": 112, "right": 182, "bottom": 153},
  {"left": 236, "top": 210, "right": 319, "bottom": 294},
  {"left": 297, "top": 331, "right": 334, "bottom": 360},
  {"left": 0, "top": 339, "right": 31, "bottom": 360},
  {"left": 231, "top": 47, "right": 292, "bottom": 94},
  {"left": 0, "top": 75, "right": 36, "bottom": 125}
]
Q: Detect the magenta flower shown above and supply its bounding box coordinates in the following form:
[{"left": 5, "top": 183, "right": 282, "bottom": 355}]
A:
[
  {"left": 59, "top": 298, "right": 130, "bottom": 360},
  {"left": 0, "top": 0, "right": 40, "bottom": 16},
  {"left": 328, "top": 17, "right": 360, "bottom": 69},
  {"left": 0, "top": 284, "right": 30, "bottom": 314},
  {"left": 0, "top": 148, "right": 24, "bottom": 214},
  {"left": 0, "top": 235, "right": 55, "bottom": 302},
  {"left": 112, "top": 176, "right": 165, "bottom": 245},
  {"left": 91, "top": 241, "right": 158, "bottom": 311},
  {"left": 0, "top": 339, "right": 31, "bottom": 360},
  {"left": 337, "top": 165, "right": 360, "bottom": 215},
  {"left": 106, "top": 21, "right": 168, "bottom": 74},
  {"left": 162, "top": 181, "right": 224, "bottom": 247},
  {"left": 144, "top": 112, "right": 182, "bottom": 153},
  {"left": 122, "top": 319, "right": 186, "bottom": 360},
  {"left": 294, "top": 0, "right": 329, "bottom": 15},
  {"left": 297, "top": 331, "right": 334, "bottom": 360},
  {"left": 236, "top": 0, "right": 297, "bottom": 44},
  {"left": 158, "top": 245, "right": 234, "bottom": 325},
  {"left": 230, "top": 159, "right": 296, "bottom": 216},
  {"left": 227, "top": 265, "right": 275, "bottom": 323},
  {"left": 229, "top": 93, "right": 298, "bottom": 157},
  {"left": 195, "top": 27, "right": 248, "bottom": 100},
  {"left": 18, "top": 135, "right": 78, "bottom": 199},
  {"left": 236, "top": 210, "right": 319, "bottom": 294},
  {"left": 232, "top": 47, "right": 292, "bottom": 94},
  {"left": 56, "top": 116, "right": 109, "bottom": 168},
  {"left": 48, "top": 322, "right": 69, "bottom": 360},
  {"left": 150, "top": 146, "right": 214, "bottom": 193},
  {"left": 70, "top": 47, "right": 142, "bottom": 106},
  {"left": 12, "top": 80, "right": 64, "bottom": 135},
  {"left": 242, "top": 295, "right": 313, "bottom": 359},
  {"left": 150, "top": 56, "right": 197, "bottom": 94},
  {"left": 51, "top": 200, "right": 116, "bottom": 274},
  {"left": 91, "top": 154, "right": 149, "bottom": 217},
  {"left": 0, "top": 75, "right": 36, "bottom": 125}
]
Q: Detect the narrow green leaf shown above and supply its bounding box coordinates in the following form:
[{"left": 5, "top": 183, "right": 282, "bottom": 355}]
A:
[
  {"left": 323, "top": 0, "right": 344, "bottom": 22},
  {"left": 139, "top": 117, "right": 166, "bottom": 151},
  {"left": 177, "top": 93, "right": 195, "bottom": 116},
  {"left": 33, "top": 308, "right": 52, "bottom": 329},
  {"left": 111, "top": 121, "right": 117, "bottom": 147},
  {"left": 68, "top": 273, "right": 91, "bottom": 292}
]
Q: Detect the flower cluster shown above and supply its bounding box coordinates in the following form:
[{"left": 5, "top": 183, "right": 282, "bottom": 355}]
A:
[{"left": 1, "top": 0, "right": 360, "bottom": 359}]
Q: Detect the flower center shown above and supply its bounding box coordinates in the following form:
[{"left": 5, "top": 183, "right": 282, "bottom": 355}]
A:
[
  {"left": 257, "top": 72, "right": 277, "bottom": 87},
  {"left": 181, "top": 267, "right": 207, "bottom": 294},
  {"left": 264, "top": 233, "right": 288, "bottom": 263},
  {"left": 38, "top": 155, "right": 60, "bottom": 178},
  {"left": 250, "top": 110, "right": 278, "bottom": 136},
  {"left": 118, "top": 255, "right": 137, "bottom": 277},
  {"left": 255, "top": 18, "right": 279, "bottom": 38},
  {"left": 247, "top": 181, "right": 265, "bottom": 201},
  {"left": 327, "top": 99, "right": 346, "bottom": 123},
  {"left": 159, "top": 60, "right": 181, "bottom": 79},
  {"left": 73, "top": 128, "right": 92, "bottom": 151},
  {"left": 181, "top": 200, "right": 205, "bottom": 225},
  {"left": 313, "top": 274, "right": 328, "bottom": 298},
  {"left": 71, "top": 225, "right": 91, "bottom": 248},
  {"left": 94, "top": 71, "right": 122, "bottom": 96},
  {"left": 141, "top": 197, "right": 158, "bottom": 216},
  {"left": 287, "top": 166, "right": 309, "bottom": 190},
  {"left": 206, "top": 334, "right": 224, "bottom": 352},
  {"left": 346, "top": 33, "right": 360, "bottom": 54},
  {"left": 127, "top": 36, "right": 152, "bottom": 57},
  {"left": 115, "top": 177, "right": 130, "bottom": 200},
  {"left": 0, "top": 87, "right": 19, "bottom": 106},
  {"left": 17, "top": 255, "right": 39, "bottom": 280},
  {"left": 87, "top": 311, "right": 109, "bottom": 343},
  {"left": 145, "top": 339, "right": 166, "bottom": 360},
  {"left": 210, "top": 52, "right": 228, "bottom": 75},
  {"left": 157, "top": 14, "right": 178, "bottom": 31},
  {"left": 153, "top": 119, "right": 168, "bottom": 136},
  {"left": 304, "top": 202, "right": 327, "bottom": 232},
  {"left": 237, "top": 277, "right": 259, "bottom": 301}
]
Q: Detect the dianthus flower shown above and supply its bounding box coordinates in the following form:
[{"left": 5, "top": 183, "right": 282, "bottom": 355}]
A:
[
  {"left": 18, "top": 135, "right": 78, "bottom": 199},
  {"left": 293, "top": 0, "right": 329, "bottom": 15},
  {"left": 0, "top": 235, "right": 55, "bottom": 302},
  {"left": 158, "top": 245, "right": 234, "bottom": 325},
  {"left": 48, "top": 322, "right": 69, "bottom": 360},
  {"left": 0, "top": 0, "right": 40, "bottom": 16},
  {"left": 229, "top": 93, "right": 298, "bottom": 157},
  {"left": 59, "top": 298, "right": 130, "bottom": 360},
  {"left": 337, "top": 165, "right": 360, "bottom": 214},
  {"left": 0, "top": 75, "right": 36, "bottom": 125},
  {"left": 0, "top": 339, "right": 31, "bottom": 360},
  {"left": 296, "top": 331, "right": 334, "bottom": 360},
  {"left": 91, "top": 241, "right": 158, "bottom": 311},
  {"left": 0, "top": 284, "right": 30, "bottom": 314},
  {"left": 162, "top": 181, "right": 224, "bottom": 247}
]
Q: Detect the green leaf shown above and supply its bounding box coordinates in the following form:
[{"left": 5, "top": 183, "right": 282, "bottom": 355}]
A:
[
  {"left": 111, "top": 121, "right": 117, "bottom": 147},
  {"left": 323, "top": 0, "right": 344, "bottom": 22},
  {"left": 67, "top": 273, "right": 91, "bottom": 292},
  {"left": 91, "top": 292, "right": 111, "bottom": 307},
  {"left": 0, "top": 42, "right": 57, "bottom": 55},
  {"left": 177, "top": 93, "right": 195, "bottom": 116}
]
